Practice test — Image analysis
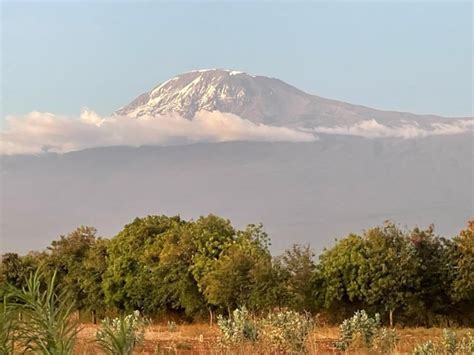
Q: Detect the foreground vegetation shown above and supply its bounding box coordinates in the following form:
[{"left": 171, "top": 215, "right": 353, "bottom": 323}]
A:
[
  {"left": 1, "top": 216, "right": 473, "bottom": 328},
  {"left": 0, "top": 213, "right": 473, "bottom": 353},
  {"left": 1, "top": 278, "right": 473, "bottom": 354}
]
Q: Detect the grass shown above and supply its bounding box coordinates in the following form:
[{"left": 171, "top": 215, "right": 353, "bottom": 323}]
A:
[{"left": 74, "top": 323, "right": 474, "bottom": 354}]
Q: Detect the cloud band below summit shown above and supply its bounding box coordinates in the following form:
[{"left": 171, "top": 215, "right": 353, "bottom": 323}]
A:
[{"left": 0, "top": 110, "right": 316, "bottom": 155}]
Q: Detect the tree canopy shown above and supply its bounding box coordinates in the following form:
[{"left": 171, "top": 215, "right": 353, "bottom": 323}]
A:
[{"left": 1, "top": 216, "right": 473, "bottom": 326}]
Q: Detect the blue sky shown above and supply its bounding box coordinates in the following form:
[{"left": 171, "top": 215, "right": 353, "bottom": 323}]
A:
[{"left": 1, "top": 1, "right": 472, "bottom": 120}]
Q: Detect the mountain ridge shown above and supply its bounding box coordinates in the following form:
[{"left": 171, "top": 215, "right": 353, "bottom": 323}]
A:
[{"left": 115, "top": 69, "right": 466, "bottom": 128}]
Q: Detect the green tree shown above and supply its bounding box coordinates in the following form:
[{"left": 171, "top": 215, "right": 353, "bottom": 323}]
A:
[
  {"left": 360, "top": 223, "right": 420, "bottom": 326},
  {"left": 317, "top": 223, "right": 420, "bottom": 326},
  {"left": 447, "top": 220, "right": 474, "bottom": 325},
  {"left": 450, "top": 220, "right": 474, "bottom": 302},
  {"left": 201, "top": 224, "right": 274, "bottom": 313},
  {"left": 79, "top": 238, "right": 109, "bottom": 323},
  {"left": 154, "top": 223, "right": 206, "bottom": 318},
  {"left": 0, "top": 252, "right": 42, "bottom": 290},
  {"left": 408, "top": 225, "right": 453, "bottom": 326},
  {"left": 102, "top": 215, "right": 185, "bottom": 315},
  {"left": 315, "top": 234, "right": 367, "bottom": 321},
  {"left": 45, "top": 226, "right": 97, "bottom": 313},
  {"left": 275, "top": 244, "right": 316, "bottom": 312}
]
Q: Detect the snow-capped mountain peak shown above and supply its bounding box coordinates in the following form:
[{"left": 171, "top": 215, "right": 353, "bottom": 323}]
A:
[
  {"left": 114, "top": 69, "right": 312, "bottom": 124},
  {"left": 115, "top": 69, "right": 467, "bottom": 128}
]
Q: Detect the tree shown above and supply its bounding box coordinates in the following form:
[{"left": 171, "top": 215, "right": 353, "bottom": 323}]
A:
[
  {"left": 154, "top": 223, "right": 206, "bottom": 318},
  {"left": 275, "top": 244, "right": 316, "bottom": 312},
  {"left": 408, "top": 225, "right": 452, "bottom": 326},
  {"left": 102, "top": 215, "right": 185, "bottom": 315},
  {"left": 359, "top": 223, "right": 420, "bottom": 326},
  {"left": 446, "top": 220, "right": 474, "bottom": 325},
  {"left": 0, "top": 252, "right": 44, "bottom": 290},
  {"left": 79, "top": 238, "right": 109, "bottom": 323},
  {"left": 201, "top": 224, "right": 274, "bottom": 313},
  {"left": 316, "top": 234, "right": 367, "bottom": 321},
  {"left": 45, "top": 226, "right": 98, "bottom": 313},
  {"left": 188, "top": 215, "right": 236, "bottom": 292},
  {"left": 317, "top": 223, "right": 420, "bottom": 326},
  {"left": 450, "top": 220, "right": 474, "bottom": 302}
]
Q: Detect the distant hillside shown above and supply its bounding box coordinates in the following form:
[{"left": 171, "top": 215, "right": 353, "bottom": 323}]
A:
[{"left": 1, "top": 134, "right": 472, "bottom": 254}]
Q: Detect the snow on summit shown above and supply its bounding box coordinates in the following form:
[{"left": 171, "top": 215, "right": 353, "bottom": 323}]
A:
[{"left": 115, "top": 69, "right": 472, "bottom": 129}]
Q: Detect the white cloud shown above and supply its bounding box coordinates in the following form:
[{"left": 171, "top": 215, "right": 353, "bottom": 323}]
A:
[
  {"left": 310, "top": 119, "right": 474, "bottom": 139},
  {"left": 0, "top": 110, "right": 316, "bottom": 155}
]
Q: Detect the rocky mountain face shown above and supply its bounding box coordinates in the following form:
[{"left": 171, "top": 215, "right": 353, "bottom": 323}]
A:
[{"left": 115, "top": 69, "right": 456, "bottom": 128}]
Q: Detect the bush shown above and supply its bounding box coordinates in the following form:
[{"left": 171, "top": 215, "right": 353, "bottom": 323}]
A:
[
  {"left": 8, "top": 270, "right": 79, "bottom": 355},
  {"left": 0, "top": 296, "right": 16, "bottom": 355},
  {"left": 441, "top": 328, "right": 457, "bottom": 354},
  {"left": 459, "top": 332, "right": 474, "bottom": 354},
  {"left": 167, "top": 320, "right": 177, "bottom": 332},
  {"left": 217, "top": 307, "right": 314, "bottom": 353},
  {"left": 96, "top": 310, "right": 146, "bottom": 355},
  {"left": 335, "top": 310, "right": 381, "bottom": 350},
  {"left": 412, "top": 340, "right": 437, "bottom": 355},
  {"left": 259, "top": 310, "right": 314, "bottom": 353},
  {"left": 217, "top": 307, "right": 258, "bottom": 344},
  {"left": 373, "top": 327, "right": 399, "bottom": 353}
]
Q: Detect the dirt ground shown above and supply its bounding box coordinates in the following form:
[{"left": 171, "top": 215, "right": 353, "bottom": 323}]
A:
[{"left": 75, "top": 323, "right": 473, "bottom": 354}]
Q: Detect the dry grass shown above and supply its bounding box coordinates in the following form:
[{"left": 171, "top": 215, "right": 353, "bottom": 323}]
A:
[{"left": 74, "top": 323, "right": 474, "bottom": 354}]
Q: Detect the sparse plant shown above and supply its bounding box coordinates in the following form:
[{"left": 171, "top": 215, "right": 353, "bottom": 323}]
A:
[
  {"left": 167, "top": 320, "right": 177, "bottom": 332},
  {"left": 441, "top": 328, "right": 458, "bottom": 354},
  {"left": 0, "top": 295, "right": 16, "bottom": 355},
  {"left": 96, "top": 310, "right": 146, "bottom": 355},
  {"left": 217, "top": 307, "right": 259, "bottom": 344},
  {"left": 259, "top": 310, "right": 314, "bottom": 353},
  {"left": 8, "top": 269, "right": 79, "bottom": 355},
  {"left": 335, "top": 310, "right": 381, "bottom": 350},
  {"left": 373, "top": 327, "right": 399, "bottom": 353},
  {"left": 412, "top": 340, "right": 437, "bottom": 355},
  {"left": 459, "top": 332, "right": 474, "bottom": 354}
]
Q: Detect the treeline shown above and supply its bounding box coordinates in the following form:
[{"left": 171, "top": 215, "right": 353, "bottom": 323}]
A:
[{"left": 1, "top": 215, "right": 473, "bottom": 326}]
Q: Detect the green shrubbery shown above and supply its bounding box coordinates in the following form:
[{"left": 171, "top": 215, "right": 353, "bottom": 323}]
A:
[
  {"left": 96, "top": 310, "right": 146, "bottom": 355},
  {"left": 1, "top": 216, "right": 473, "bottom": 326},
  {"left": 413, "top": 340, "right": 437, "bottom": 355},
  {"left": 0, "top": 296, "right": 16, "bottom": 355},
  {"left": 217, "top": 307, "right": 314, "bottom": 353},
  {"left": 259, "top": 310, "right": 314, "bottom": 353},
  {"left": 335, "top": 310, "right": 398, "bottom": 353},
  {"left": 0, "top": 216, "right": 472, "bottom": 354},
  {"left": 0, "top": 270, "right": 79, "bottom": 355},
  {"left": 217, "top": 307, "right": 259, "bottom": 344},
  {"left": 411, "top": 330, "right": 474, "bottom": 355}
]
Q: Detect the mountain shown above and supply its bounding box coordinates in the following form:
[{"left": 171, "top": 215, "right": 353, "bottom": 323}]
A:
[
  {"left": 2, "top": 135, "right": 472, "bottom": 254},
  {"left": 115, "top": 69, "right": 457, "bottom": 128},
  {"left": 1, "top": 69, "right": 472, "bottom": 254}
]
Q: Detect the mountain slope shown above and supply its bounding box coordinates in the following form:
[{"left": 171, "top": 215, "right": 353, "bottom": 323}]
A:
[
  {"left": 115, "top": 69, "right": 461, "bottom": 128},
  {"left": 1, "top": 135, "right": 472, "bottom": 254}
]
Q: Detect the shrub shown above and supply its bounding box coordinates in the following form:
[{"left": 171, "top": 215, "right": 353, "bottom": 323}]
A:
[
  {"left": 373, "top": 327, "right": 399, "bottom": 353},
  {"left": 96, "top": 310, "right": 146, "bottom": 355},
  {"left": 412, "top": 340, "right": 437, "bottom": 355},
  {"left": 259, "top": 310, "right": 314, "bottom": 353},
  {"left": 441, "top": 328, "right": 458, "bottom": 354},
  {"left": 335, "top": 310, "right": 381, "bottom": 350},
  {"left": 9, "top": 270, "right": 79, "bottom": 355},
  {"left": 459, "top": 332, "right": 474, "bottom": 354},
  {"left": 217, "top": 307, "right": 258, "bottom": 344},
  {"left": 167, "top": 320, "right": 177, "bottom": 332},
  {"left": 0, "top": 296, "right": 16, "bottom": 355}
]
